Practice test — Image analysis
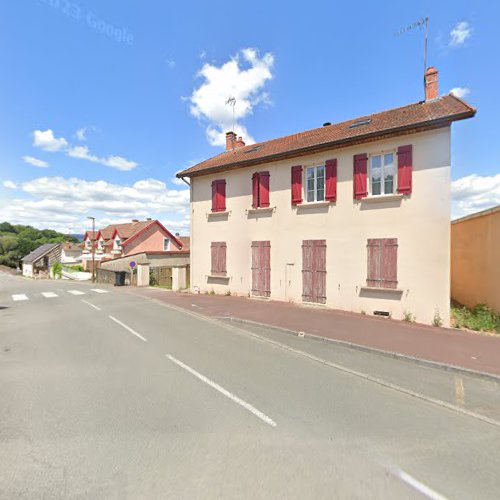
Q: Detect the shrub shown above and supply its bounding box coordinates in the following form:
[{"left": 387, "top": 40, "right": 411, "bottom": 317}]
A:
[
  {"left": 51, "top": 262, "right": 62, "bottom": 279},
  {"left": 433, "top": 311, "right": 443, "bottom": 328},
  {"left": 225, "top": 290, "right": 231, "bottom": 296},
  {"left": 149, "top": 270, "right": 158, "bottom": 286},
  {"left": 452, "top": 302, "right": 500, "bottom": 333},
  {"left": 403, "top": 311, "right": 415, "bottom": 322}
]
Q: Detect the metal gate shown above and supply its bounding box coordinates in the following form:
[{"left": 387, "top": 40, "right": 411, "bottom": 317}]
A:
[
  {"left": 302, "top": 240, "right": 326, "bottom": 304},
  {"left": 251, "top": 241, "right": 271, "bottom": 297}
]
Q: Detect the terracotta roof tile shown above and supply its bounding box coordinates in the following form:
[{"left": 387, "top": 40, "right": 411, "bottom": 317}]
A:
[{"left": 178, "top": 95, "right": 475, "bottom": 178}]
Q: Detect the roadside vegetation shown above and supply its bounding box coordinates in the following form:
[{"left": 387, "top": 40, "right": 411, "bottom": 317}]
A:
[
  {"left": 451, "top": 302, "right": 500, "bottom": 333},
  {"left": 0, "top": 221, "right": 77, "bottom": 268}
]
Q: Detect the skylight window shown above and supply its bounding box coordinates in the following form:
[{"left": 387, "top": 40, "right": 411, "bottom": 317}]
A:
[{"left": 349, "top": 118, "right": 372, "bottom": 128}]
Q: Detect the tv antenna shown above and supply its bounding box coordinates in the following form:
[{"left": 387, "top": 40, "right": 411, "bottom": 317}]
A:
[
  {"left": 225, "top": 96, "right": 236, "bottom": 133},
  {"left": 396, "top": 17, "right": 429, "bottom": 93}
]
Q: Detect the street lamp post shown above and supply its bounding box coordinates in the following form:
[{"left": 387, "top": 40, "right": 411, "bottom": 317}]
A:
[{"left": 87, "top": 216, "right": 96, "bottom": 283}]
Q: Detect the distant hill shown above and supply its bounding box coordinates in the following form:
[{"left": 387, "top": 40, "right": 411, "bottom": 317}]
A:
[{"left": 0, "top": 222, "right": 78, "bottom": 268}]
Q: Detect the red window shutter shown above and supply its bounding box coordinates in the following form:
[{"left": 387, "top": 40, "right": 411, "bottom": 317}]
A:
[
  {"left": 325, "top": 159, "right": 337, "bottom": 202},
  {"left": 212, "top": 180, "right": 226, "bottom": 212},
  {"left": 252, "top": 173, "right": 259, "bottom": 208},
  {"left": 381, "top": 238, "right": 398, "bottom": 289},
  {"left": 397, "top": 145, "right": 413, "bottom": 195},
  {"left": 259, "top": 171, "right": 270, "bottom": 207},
  {"left": 367, "top": 239, "right": 382, "bottom": 287},
  {"left": 291, "top": 165, "right": 303, "bottom": 205},
  {"left": 353, "top": 154, "right": 368, "bottom": 199},
  {"left": 211, "top": 181, "right": 217, "bottom": 212}
]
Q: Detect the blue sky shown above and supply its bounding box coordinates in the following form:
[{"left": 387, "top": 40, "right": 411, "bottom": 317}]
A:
[{"left": 0, "top": 0, "right": 498, "bottom": 233}]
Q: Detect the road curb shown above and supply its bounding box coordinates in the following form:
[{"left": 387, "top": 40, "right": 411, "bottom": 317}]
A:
[{"left": 217, "top": 316, "right": 500, "bottom": 384}]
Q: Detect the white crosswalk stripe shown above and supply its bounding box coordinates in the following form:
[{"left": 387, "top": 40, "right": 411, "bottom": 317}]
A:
[
  {"left": 42, "top": 292, "right": 58, "bottom": 298},
  {"left": 68, "top": 290, "right": 85, "bottom": 296},
  {"left": 12, "top": 294, "right": 28, "bottom": 301},
  {"left": 91, "top": 289, "right": 108, "bottom": 294}
]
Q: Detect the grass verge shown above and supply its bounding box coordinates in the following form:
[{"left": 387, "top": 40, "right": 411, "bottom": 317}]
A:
[{"left": 451, "top": 302, "right": 500, "bottom": 333}]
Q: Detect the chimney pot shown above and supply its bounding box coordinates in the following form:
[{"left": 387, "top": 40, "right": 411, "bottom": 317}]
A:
[
  {"left": 425, "top": 66, "right": 439, "bottom": 101},
  {"left": 132, "top": 219, "right": 139, "bottom": 223}
]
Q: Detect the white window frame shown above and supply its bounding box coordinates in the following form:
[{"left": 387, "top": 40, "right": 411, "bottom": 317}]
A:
[
  {"left": 368, "top": 151, "right": 397, "bottom": 196},
  {"left": 85, "top": 239, "right": 91, "bottom": 249},
  {"left": 305, "top": 165, "right": 326, "bottom": 203},
  {"left": 163, "top": 238, "right": 170, "bottom": 251},
  {"left": 114, "top": 238, "right": 121, "bottom": 250}
]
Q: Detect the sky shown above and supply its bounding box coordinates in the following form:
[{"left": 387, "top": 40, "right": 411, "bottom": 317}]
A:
[{"left": 0, "top": 0, "right": 498, "bottom": 235}]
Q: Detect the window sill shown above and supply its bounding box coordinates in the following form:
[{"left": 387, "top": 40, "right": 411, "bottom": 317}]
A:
[
  {"left": 361, "top": 194, "right": 404, "bottom": 203},
  {"left": 295, "top": 201, "right": 332, "bottom": 208},
  {"left": 360, "top": 286, "right": 403, "bottom": 293},
  {"left": 206, "top": 274, "right": 230, "bottom": 281},
  {"left": 246, "top": 206, "right": 275, "bottom": 215},
  {"left": 207, "top": 210, "right": 230, "bottom": 219}
]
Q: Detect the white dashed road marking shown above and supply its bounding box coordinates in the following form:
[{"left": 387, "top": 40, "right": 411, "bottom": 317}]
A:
[
  {"left": 82, "top": 300, "right": 101, "bottom": 311},
  {"left": 393, "top": 469, "right": 448, "bottom": 500},
  {"left": 91, "top": 289, "right": 108, "bottom": 294},
  {"left": 68, "top": 290, "right": 85, "bottom": 296},
  {"left": 12, "top": 294, "right": 28, "bottom": 301},
  {"left": 42, "top": 292, "right": 58, "bottom": 298},
  {"left": 109, "top": 315, "right": 148, "bottom": 342},
  {"left": 166, "top": 353, "right": 277, "bottom": 428}
]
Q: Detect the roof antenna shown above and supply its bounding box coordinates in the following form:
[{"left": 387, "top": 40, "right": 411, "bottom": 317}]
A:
[
  {"left": 396, "top": 16, "right": 429, "bottom": 97},
  {"left": 225, "top": 96, "right": 236, "bottom": 135}
]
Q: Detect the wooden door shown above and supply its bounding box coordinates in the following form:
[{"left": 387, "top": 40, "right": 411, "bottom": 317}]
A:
[
  {"left": 302, "top": 240, "right": 326, "bottom": 304},
  {"left": 251, "top": 241, "right": 271, "bottom": 297}
]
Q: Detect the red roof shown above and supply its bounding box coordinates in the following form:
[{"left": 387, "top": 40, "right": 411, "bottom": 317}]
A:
[{"left": 178, "top": 94, "right": 475, "bottom": 178}]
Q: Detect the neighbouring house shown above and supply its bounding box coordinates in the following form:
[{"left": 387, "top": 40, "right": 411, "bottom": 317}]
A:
[
  {"left": 22, "top": 243, "right": 62, "bottom": 278},
  {"left": 82, "top": 219, "right": 189, "bottom": 273},
  {"left": 61, "top": 242, "right": 82, "bottom": 264},
  {"left": 451, "top": 205, "right": 500, "bottom": 312},
  {"left": 177, "top": 67, "right": 476, "bottom": 326}
]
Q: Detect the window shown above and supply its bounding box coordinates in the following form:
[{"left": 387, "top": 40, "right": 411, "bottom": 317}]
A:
[
  {"left": 86, "top": 239, "right": 91, "bottom": 249},
  {"left": 252, "top": 171, "right": 270, "bottom": 208},
  {"left": 98, "top": 239, "right": 104, "bottom": 249},
  {"left": 210, "top": 242, "right": 227, "bottom": 276},
  {"left": 114, "top": 239, "right": 121, "bottom": 249},
  {"left": 369, "top": 153, "right": 396, "bottom": 196},
  {"left": 306, "top": 166, "right": 325, "bottom": 202},
  {"left": 211, "top": 180, "right": 226, "bottom": 212},
  {"left": 367, "top": 238, "right": 398, "bottom": 289},
  {"left": 163, "top": 238, "right": 170, "bottom": 251}
]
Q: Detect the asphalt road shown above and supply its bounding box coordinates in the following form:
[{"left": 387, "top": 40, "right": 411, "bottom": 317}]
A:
[{"left": 1, "top": 273, "right": 500, "bottom": 499}]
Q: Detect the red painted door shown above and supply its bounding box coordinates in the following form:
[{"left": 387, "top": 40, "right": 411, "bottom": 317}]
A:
[
  {"left": 302, "top": 240, "right": 326, "bottom": 304},
  {"left": 251, "top": 241, "right": 271, "bottom": 297}
]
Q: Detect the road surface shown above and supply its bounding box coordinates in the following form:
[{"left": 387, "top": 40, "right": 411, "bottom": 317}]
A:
[{"left": 1, "top": 273, "right": 499, "bottom": 499}]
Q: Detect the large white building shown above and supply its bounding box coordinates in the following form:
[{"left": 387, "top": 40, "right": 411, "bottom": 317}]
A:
[{"left": 178, "top": 68, "right": 475, "bottom": 326}]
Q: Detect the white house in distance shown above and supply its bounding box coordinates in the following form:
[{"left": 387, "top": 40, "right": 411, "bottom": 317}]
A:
[{"left": 177, "top": 68, "right": 476, "bottom": 326}]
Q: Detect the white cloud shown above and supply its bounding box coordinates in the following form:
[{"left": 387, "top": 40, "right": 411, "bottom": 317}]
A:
[
  {"left": 451, "top": 174, "right": 500, "bottom": 219},
  {"left": 76, "top": 127, "right": 87, "bottom": 141},
  {"left": 450, "top": 87, "right": 470, "bottom": 99},
  {"left": 101, "top": 155, "right": 138, "bottom": 171},
  {"left": 3, "top": 180, "right": 17, "bottom": 189},
  {"left": 0, "top": 176, "right": 190, "bottom": 234},
  {"left": 189, "top": 47, "right": 274, "bottom": 146},
  {"left": 450, "top": 21, "right": 472, "bottom": 47},
  {"left": 22, "top": 155, "right": 49, "bottom": 168},
  {"left": 166, "top": 59, "right": 176, "bottom": 69},
  {"left": 33, "top": 129, "right": 68, "bottom": 152},
  {"left": 32, "top": 129, "right": 138, "bottom": 171}
]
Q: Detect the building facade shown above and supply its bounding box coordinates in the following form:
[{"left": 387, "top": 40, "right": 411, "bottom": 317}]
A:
[{"left": 179, "top": 69, "right": 475, "bottom": 326}]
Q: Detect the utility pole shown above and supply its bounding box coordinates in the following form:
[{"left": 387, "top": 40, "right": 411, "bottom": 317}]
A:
[{"left": 87, "top": 216, "right": 96, "bottom": 283}]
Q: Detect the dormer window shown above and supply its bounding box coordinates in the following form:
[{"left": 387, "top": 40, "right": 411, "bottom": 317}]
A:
[
  {"left": 85, "top": 239, "right": 91, "bottom": 249},
  {"left": 114, "top": 238, "right": 121, "bottom": 249}
]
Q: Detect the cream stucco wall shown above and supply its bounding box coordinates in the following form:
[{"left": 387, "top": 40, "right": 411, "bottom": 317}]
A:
[
  {"left": 190, "top": 127, "right": 452, "bottom": 326},
  {"left": 451, "top": 207, "right": 500, "bottom": 311}
]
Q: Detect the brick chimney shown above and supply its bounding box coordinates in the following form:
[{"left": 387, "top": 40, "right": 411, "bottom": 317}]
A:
[
  {"left": 225, "top": 131, "right": 245, "bottom": 150},
  {"left": 225, "top": 131, "right": 236, "bottom": 151},
  {"left": 425, "top": 67, "right": 438, "bottom": 101}
]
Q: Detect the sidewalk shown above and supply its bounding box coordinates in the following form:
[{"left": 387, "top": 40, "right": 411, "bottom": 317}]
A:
[{"left": 132, "top": 288, "right": 500, "bottom": 377}]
